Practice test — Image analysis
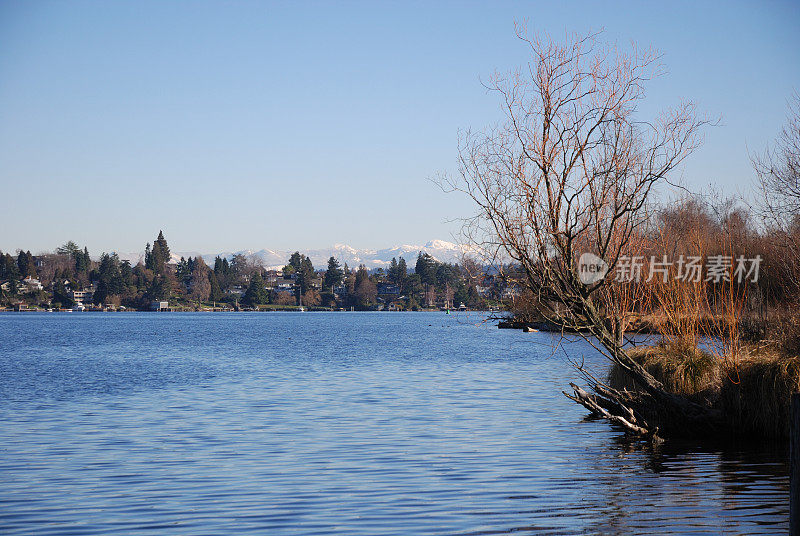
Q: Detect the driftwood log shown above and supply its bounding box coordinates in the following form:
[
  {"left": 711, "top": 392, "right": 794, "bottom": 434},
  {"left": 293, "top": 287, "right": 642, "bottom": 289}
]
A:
[{"left": 561, "top": 342, "right": 727, "bottom": 441}]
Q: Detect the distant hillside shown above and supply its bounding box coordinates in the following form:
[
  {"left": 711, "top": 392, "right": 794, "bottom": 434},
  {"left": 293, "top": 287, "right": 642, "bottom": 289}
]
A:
[{"left": 116, "top": 239, "right": 467, "bottom": 270}]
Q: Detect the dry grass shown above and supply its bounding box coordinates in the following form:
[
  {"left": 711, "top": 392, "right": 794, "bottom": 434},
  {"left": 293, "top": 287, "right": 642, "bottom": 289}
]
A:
[
  {"left": 609, "top": 338, "right": 800, "bottom": 437},
  {"left": 609, "top": 342, "right": 720, "bottom": 398},
  {"left": 720, "top": 347, "right": 800, "bottom": 437},
  {"left": 774, "top": 311, "right": 800, "bottom": 355}
]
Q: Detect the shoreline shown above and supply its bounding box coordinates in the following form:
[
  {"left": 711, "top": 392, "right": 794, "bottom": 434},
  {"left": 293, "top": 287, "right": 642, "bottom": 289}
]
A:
[{"left": 0, "top": 308, "right": 495, "bottom": 314}]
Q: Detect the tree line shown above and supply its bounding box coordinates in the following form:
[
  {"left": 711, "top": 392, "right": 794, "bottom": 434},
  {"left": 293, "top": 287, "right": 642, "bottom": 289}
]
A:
[{"left": 0, "top": 232, "right": 502, "bottom": 311}]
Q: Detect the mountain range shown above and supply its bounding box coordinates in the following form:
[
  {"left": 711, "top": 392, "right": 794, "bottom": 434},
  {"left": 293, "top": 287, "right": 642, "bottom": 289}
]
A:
[{"left": 116, "top": 239, "right": 467, "bottom": 270}]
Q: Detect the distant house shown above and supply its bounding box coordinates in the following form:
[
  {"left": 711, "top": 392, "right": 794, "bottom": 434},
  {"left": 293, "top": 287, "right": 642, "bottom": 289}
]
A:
[
  {"left": 264, "top": 270, "right": 282, "bottom": 285},
  {"left": 274, "top": 281, "right": 294, "bottom": 292},
  {"left": 502, "top": 285, "right": 522, "bottom": 299},
  {"left": 69, "top": 288, "right": 94, "bottom": 303},
  {"left": 23, "top": 276, "right": 43, "bottom": 289},
  {"left": 18, "top": 277, "right": 44, "bottom": 294},
  {"left": 229, "top": 285, "right": 245, "bottom": 296},
  {"left": 376, "top": 283, "right": 400, "bottom": 298},
  {"left": 475, "top": 285, "right": 492, "bottom": 298},
  {"left": 150, "top": 301, "right": 169, "bottom": 311}
]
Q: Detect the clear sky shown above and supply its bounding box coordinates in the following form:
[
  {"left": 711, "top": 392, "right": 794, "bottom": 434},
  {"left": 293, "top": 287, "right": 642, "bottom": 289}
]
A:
[{"left": 1, "top": 0, "right": 798, "bottom": 255}]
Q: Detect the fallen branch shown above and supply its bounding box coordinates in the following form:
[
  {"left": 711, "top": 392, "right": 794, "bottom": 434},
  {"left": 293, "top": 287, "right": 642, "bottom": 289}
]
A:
[{"left": 564, "top": 382, "right": 654, "bottom": 438}]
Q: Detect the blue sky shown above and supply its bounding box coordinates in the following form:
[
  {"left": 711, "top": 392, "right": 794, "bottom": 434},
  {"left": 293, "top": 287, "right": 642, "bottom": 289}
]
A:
[{"left": 1, "top": 1, "right": 798, "bottom": 254}]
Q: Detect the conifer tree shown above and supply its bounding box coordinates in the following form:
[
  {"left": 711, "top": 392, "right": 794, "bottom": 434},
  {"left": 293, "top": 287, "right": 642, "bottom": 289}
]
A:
[
  {"left": 415, "top": 252, "right": 437, "bottom": 285},
  {"left": 56, "top": 241, "right": 80, "bottom": 256},
  {"left": 144, "top": 243, "right": 153, "bottom": 270},
  {"left": 324, "top": 256, "right": 343, "bottom": 290},
  {"left": 208, "top": 271, "right": 223, "bottom": 302},
  {"left": 0, "top": 252, "right": 20, "bottom": 281},
  {"left": 150, "top": 231, "right": 171, "bottom": 273},
  {"left": 94, "top": 253, "right": 123, "bottom": 304},
  {"left": 148, "top": 275, "right": 171, "bottom": 301},
  {"left": 17, "top": 251, "right": 36, "bottom": 278},
  {"left": 243, "top": 271, "right": 268, "bottom": 306},
  {"left": 74, "top": 247, "right": 90, "bottom": 274},
  {"left": 397, "top": 257, "right": 408, "bottom": 290}
]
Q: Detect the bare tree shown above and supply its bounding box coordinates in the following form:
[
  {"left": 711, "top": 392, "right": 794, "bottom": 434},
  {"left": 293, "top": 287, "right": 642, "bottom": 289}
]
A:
[
  {"left": 189, "top": 257, "right": 211, "bottom": 303},
  {"left": 753, "top": 93, "right": 800, "bottom": 293},
  {"left": 447, "top": 27, "right": 712, "bottom": 439},
  {"left": 755, "top": 93, "right": 800, "bottom": 223}
]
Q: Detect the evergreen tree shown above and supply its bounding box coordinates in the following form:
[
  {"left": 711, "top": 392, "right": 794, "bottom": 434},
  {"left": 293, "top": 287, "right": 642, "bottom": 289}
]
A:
[
  {"left": 436, "top": 263, "right": 460, "bottom": 288},
  {"left": 0, "top": 252, "right": 20, "bottom": 281},
  {"left": 230, "top": 254, "right": 248, "bottom": 281},
  {"left": 453, "top": 283, "right": 469, "bottom": 308},
  {"left": 144, "top": 243, "right": 153, "bottom": 270},
  {"left": 297, "top": 256, "right": 315, "bottom": 295},
  {"left": 52, "top": 279, "right": 74, "bottom": 307},
  {"left": 0, "top": 254, "right": 16, "bottom": 303},
  {"left": 176, "top": 257, "right": 190, "bottom": 284},
  {"left": 285, "top": 252, "right": 314, "bottom": 297},
  {"left": 155, "top": 231, "right": 170, "bottom": 261},
  {"left": 288, "top": 252, "right": 304, "bottom": 272},
  {"left": 214, "top": 256, "right": 231, "bottom": 291},
  {"left": 324, "top": 256, "right": 344, "bottom": 290},
  {"left": 415, "top": 252, "right": 438, "bottom": 285},
  {"left": 388, "top": 257, "right": 408, "bottom": 287},
  {"left": 208, "top": 271, "right": 223, "bottom": 302},
  {"left": 74, "top": 247, "right": 91, "bottom": 274},
  {"left": 94, "top": 253, "right": 124, "bottom": 304},
  {"left": 148, "top": 275, "right": 171, "bottom": 301},
  {"left": 17, "top": 251, "right": 36, "bottom": 278},
  {"left": 466, "top": 285, "right": 480, "bottom": 307},
  {"left": 56, "top": 241, "right": 80, "bottom": 256},
  {"left": 214, "top": 256, "right": 224, "bottom": 274},
  {"left": 243, "top": 271, "right": 268, "bottom": 306},
  {"left": 149, "top": 231, "right": 171, "bottom": 273},
  {"left": 120, "top": 260, "right": 134, "bottom": 290},
  {"left": 397, "top": 257, "right": 408, "bottom": 289},
  {"left": 344, "top": 267, "right": 356, "bottom": 304}
]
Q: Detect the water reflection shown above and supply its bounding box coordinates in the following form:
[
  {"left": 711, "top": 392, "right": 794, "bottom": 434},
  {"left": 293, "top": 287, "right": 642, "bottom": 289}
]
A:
[{"left": 580, "top": 435, "right": 789, "bottom": 535}]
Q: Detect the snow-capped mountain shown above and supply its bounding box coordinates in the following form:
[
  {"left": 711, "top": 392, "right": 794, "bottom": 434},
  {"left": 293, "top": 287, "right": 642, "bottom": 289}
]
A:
[{"left": 116, "top": 240, "right": 467, "bottom": 270}]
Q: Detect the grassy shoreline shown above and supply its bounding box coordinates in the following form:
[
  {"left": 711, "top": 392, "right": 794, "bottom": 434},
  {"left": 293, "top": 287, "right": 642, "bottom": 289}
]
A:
[{"left": 607, "top": 342, "right": 800, "bottom": 438}]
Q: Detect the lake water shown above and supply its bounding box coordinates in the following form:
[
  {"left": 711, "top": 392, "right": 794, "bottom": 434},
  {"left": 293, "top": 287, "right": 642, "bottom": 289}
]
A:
[{"left": 0, "top": 312, "right": 788, "bottom": 535}]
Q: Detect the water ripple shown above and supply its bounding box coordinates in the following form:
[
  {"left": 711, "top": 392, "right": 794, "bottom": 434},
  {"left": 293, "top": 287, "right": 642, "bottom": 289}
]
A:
[{"left": 0, "top": 312, "right": 788, "bottom": 535}]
